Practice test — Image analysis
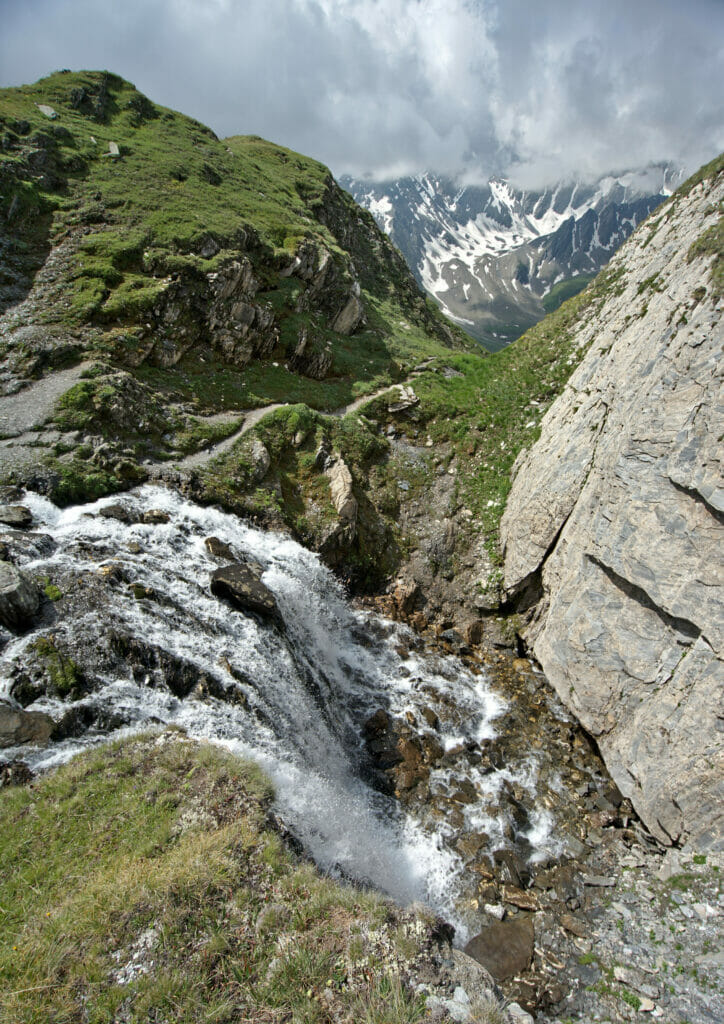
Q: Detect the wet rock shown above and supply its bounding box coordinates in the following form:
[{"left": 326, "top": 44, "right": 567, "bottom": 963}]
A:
[
  {"left": 99, "top": 503, "right": 135, "bottom": 524},
  {"left": 142, "top": 509, "right": 170, "bottom": 524},
  {"left": 0, "top": 699, "right": 54, "bottom": 747},
  {"left": 0, "top": 504, "right": 33, "bottom": 528},
  {"left": 128, "top": 582, "right": 157, "bottom": 602},
  {"left": 464, "top": 916, "right": 535, "bottom": 982},
  {"left": 493, "top": 849, "right": 530, "bottom": 888},
  {"left": 204, "top": 536, "right": 236, "bottom": 560},
  {"left": 450, "top": 779, "right": 478, "bottom": 804},
  {"left": 456, "top": 832, "right": 490, "bottom": 861},
  {"left": 363, "top": 708, "right": 390, "bottom": 738},
  {"left": 421, "top": 706, "right": 440, "bottom": 730},
  {"left": 52, "top": 702, "right": 133, "bottom": 740},
  {"left": 210, "top": 563, "right": 278, "bottom": 619},
  {"left": 0, "top": 561, "right": 40, "bottom": 631},
  {"left": 111, "top": 633, "right": 226, "bottom": 699}
]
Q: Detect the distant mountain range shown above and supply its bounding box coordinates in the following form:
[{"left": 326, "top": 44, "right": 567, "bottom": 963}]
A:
[{"left": 342, "top": 165, "right": 684, "bottom": 350}]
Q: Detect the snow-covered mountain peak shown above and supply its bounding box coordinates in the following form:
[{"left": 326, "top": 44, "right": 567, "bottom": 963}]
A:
[{"left": 342, "top": 164, "right": 683, "bottom": 349}]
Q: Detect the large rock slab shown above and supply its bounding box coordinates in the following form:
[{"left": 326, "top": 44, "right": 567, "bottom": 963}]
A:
[
  {"left": 0, "top": 700, "right": 54, "bottom": 747},
  {"left": 501, "top": 167, "right": 724, "bottom": 850},
  {"left": 210, "top": 564, "right": 278, "bottom": 619},
  {"left": 0, "top": 560, "right": 40, "bottom": 631}
]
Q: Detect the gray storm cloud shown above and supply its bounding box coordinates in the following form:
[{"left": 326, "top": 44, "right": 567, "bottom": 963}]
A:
[{"left": 1, "top": 0, "right": 722, "bottom": 187}]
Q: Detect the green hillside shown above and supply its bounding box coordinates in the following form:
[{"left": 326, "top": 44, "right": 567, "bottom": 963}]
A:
[{"left": 0, "top": 70, "right": 467, "bottom": 379}]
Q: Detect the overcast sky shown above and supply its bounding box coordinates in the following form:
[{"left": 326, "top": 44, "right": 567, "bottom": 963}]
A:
[{"left": 1, "top": 0, "right": 723, "bottom": 187}]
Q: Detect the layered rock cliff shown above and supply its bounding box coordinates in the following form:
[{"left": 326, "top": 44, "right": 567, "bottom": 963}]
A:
[{"left": 501, "top": 159, "right": 723, "bottom": 851}]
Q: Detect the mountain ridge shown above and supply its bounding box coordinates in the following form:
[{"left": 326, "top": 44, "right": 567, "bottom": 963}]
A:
[{"left": 343, "top": 165, "right": 683, "bottom": 349}]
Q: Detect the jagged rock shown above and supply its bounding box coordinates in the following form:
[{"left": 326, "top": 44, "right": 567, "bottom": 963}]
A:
[
  {"left": 210, "top": 564, "right": 278, "bottom": 619},
  {"left": 0, "top": 505, "right": 33, "bottom": 528},
  {"left": 464, "top": 916, "right": 535, "bottom": 981},
  {"left": 388, "top": 384, "right": 420, "bottom": 414},
  {"left": 0, "top": 699, "right": 54, "bottom": 747},
  {"left": 250, "top": 438, "right": 271, "bottom": 482},
  {"left": 205, "top": 536, "right": 236, "bottom": 561},
  {"left": 288, "top": 326, "right": 333, "bottom": 379},
  {"left": 325, "top": 456, "right": 357, "bottom": 523},
  {"left": 501, "top": 168, "right": 724, "bottom": 851},
  {"left": 0, "top": 560, "right": 40, "bottom": 631},
  {"left": 142, "top": 509, "right": 170, "bottom": 524}
]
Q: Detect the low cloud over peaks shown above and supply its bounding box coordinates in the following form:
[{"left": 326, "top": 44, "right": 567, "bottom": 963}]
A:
[{"left": 1, "top": 0, "right": 722, "bottom": 188}]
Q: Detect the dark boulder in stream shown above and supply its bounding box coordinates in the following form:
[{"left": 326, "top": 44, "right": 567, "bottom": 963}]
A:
[{"left": 210, "top": 563, "right": 279, "bottom": 620}]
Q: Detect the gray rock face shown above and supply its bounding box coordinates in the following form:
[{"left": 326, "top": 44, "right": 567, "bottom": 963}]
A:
[
  {"left": 0, "top": 560, "right": 40, "bottom": 631},
  {"left": 501, "top": 169, "right": 724, "bottom": 850}
]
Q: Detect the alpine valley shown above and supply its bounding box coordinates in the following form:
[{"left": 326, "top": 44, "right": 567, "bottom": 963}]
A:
[
  {"left": 342, "top": 167, "right": 683, "bottom": 350},
  {"left": 0, "top": 71, "right": 722, "bottom": 1024}
]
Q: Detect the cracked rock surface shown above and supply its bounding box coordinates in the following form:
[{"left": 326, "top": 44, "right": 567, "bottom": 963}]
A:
[{"left": 501, "top": 171, "right": 724, "bottom": 852}]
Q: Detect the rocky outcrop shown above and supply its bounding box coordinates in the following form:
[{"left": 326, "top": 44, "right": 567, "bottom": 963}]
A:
[{"left": 501, "top": 165, "right": 724, "bottom": 850}]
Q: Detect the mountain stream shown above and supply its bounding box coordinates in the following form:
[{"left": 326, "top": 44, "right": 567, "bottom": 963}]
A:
[{"left": 1, "top": 486, "right": 564, "bottom": 943}]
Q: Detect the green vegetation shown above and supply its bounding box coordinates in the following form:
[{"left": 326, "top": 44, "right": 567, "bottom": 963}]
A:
[
  {"left": 620, "top": 988, "right": 641, "bottom": 1011},
  {"left": 542, "top": 273, "right": 595, "bottom": 313},
  {"left": 0, "top": 733, "right": 436, "bottom": 1024},
  {"left": 31, "top": 635, "right": 84, "bottom": 698},
  {"left": 688, "top": 208, "right": 723, "bottom": 298},
  {"left": 675, "top": 151, "right": 724, "bottom": 199},
  {"left": 40, "top": 577, "right": 62, "bottom": 601},
  {"left": 391, "top": 264, "right": 626, "bottom": 564}
]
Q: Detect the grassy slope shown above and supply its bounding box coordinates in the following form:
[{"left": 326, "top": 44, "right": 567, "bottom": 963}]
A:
[
  {"left": 0, "top": 70, "right": 465, "bottom": 355},
  {"left": 0, "top": 732, "right": 437, "bottom": 1024},
  {"left": 0, "top": 71, "right": 474, "bottom": 509}
]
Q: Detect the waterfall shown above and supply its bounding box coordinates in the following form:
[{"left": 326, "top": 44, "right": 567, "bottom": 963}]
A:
[{"left": 1, "top": 486, "right": 557, "bottom": 939}]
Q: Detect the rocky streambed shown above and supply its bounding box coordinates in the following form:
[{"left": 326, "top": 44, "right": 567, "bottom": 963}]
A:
[{"left": 1, "top": 485, "right": 722, "bottom": 1023}]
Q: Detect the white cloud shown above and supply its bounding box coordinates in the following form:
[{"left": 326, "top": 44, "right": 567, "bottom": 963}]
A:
[{"left": 1, "top": 0, "right": 722, "bottom": 187}]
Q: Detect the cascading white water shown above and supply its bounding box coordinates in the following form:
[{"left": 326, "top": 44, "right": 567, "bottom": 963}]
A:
[{"left": 1, "top": 485, "right": 557, "bottom": 939}]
